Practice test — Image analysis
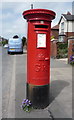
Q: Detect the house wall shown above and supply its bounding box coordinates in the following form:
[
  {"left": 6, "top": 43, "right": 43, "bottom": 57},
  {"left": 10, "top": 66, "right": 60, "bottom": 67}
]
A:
[
  {"left": 59, "top": 17, "right": 74, "bottom": 33},
  {"left": 72, "top": 21, "right": 74, "bottom": 31},
  {"left": 59, "top": 17, "right": 67, "bottom": 33},
  {"left": 66, "top": 32, "right": 74, "bottom": 37},
  {"left": 68, "top": 21, "right": 74, "bottom": 32},
  {"left": 50, "top": 40, "right": 57, "bottom": 58},
  {"left": 68, "top": 38, "right": 74, "bottom": 63},
  {"left": 51, "top": 29, "right": 59, "bottom": 39}
]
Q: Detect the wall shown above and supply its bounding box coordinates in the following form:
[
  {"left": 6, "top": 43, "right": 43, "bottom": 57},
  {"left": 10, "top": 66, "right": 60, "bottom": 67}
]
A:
[
  {"left": 68, "top": 21, "right": 74, "bottom": 32},
  {"left": 66, "top": 32, "right": 74, "bottom": 37},
  {"left": 59, "top": 17, "right": 67, "bottom": 33},
  {"left": 50, "top": 40, "right": 57, "bottom": 58},
  {"left": 59, "top": 17, "right": 74, "bottom": 33},
  {"left": 51, "top": 29, "right": 59, "bottom": 39},
  {"left": 68, "top": 38, "right": 74, "bottom": 63}
]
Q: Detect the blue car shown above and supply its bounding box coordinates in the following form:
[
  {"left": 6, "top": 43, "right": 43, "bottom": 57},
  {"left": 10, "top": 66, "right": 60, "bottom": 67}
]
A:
[{"left": 8, "top": 37, "right": 23, "bottom": 54}]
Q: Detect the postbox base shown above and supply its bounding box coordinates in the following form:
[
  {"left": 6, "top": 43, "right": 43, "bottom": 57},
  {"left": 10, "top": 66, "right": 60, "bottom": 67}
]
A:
[{"left": 26, "top": 83, "right": 50, "bottom": 109}]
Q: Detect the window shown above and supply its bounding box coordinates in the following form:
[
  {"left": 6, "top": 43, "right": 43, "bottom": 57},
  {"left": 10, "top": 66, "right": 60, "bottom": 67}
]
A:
[
  {"left": 59, "top": 36, "right": 64, "bottom": 42},
  {"left": 61, "top": 22, "right": 64, "bottom": 32}
]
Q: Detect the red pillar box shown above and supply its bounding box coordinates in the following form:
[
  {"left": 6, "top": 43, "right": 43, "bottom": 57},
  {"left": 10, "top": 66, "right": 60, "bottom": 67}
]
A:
[{"left": 23, "top": 9, "right": 56, "bottom": 108}]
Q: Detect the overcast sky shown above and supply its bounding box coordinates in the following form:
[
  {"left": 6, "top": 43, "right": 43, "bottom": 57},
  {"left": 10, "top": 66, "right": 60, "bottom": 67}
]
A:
[{"left": 0, "top": 1, "right": 73, "bottom": 39}]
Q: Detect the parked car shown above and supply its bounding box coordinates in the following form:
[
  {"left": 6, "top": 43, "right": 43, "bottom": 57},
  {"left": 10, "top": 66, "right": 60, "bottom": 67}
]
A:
[{"left": 8, "top": 36, "right": 23, "bottom": 54}]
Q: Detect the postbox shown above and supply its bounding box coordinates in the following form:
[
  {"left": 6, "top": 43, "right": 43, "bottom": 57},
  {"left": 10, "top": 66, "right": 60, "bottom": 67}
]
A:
[{"left": 23, "top": 9, "right": 56, "bottom": 108}]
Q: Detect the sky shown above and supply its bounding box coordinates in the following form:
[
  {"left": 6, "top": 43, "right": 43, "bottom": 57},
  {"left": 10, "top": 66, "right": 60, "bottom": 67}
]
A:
[{"left": 0, "top": 1, "right": 73, "bottom": 39}]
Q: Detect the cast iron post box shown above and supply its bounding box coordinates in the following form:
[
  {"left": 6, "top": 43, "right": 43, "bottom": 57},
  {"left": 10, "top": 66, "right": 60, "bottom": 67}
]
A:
[{"left": 23, "top": 9, "right": 56, "bottom": 109}]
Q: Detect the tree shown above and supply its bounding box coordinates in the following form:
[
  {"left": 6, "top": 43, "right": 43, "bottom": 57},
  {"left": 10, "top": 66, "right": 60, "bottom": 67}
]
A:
[{"left": 51, "top": 35, "right": 55, "bottom": 40}]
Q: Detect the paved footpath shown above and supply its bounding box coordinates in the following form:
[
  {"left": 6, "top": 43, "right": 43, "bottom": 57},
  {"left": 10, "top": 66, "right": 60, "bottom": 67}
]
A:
[
  {"left": 2, "top": 48, "right": 72, "bottom": 119},
  {"left": 50, "top": 58, "right": 72, "bottom": 118},
  {"left": 11, "top": 54, "right": 72, "bottom": 119}
]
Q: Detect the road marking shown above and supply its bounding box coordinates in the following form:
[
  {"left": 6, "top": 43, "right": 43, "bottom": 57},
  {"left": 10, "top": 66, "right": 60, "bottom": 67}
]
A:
[{"left": 7, "top": 55, "right": 16, "bottom": 118}]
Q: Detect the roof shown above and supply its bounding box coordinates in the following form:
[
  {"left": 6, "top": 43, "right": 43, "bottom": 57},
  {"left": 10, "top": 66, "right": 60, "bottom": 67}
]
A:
[
  {"left": 59, "top": 14, "right": 74, "bottom": 24},
  {"left": 66, "top": 11, "right": 71, "bottom": 15},
  {"left": 51, "top": 24, "right": 59, "bottom": 30},
  {"left": 62, "top": 14, "right": 74, "bottom": 21}
]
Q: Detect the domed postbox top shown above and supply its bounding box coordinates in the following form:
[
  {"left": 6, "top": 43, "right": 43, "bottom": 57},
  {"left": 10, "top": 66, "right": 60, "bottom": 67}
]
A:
[{"left": 23, "top": 9, "right": 56, "bottom": 21}]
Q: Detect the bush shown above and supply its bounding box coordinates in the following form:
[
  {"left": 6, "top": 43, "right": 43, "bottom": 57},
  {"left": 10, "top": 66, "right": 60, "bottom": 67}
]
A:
[
  {"left": 57, "top": 42, "right": 68, "bottom": 49},
  {"left": 2, "top": 40, "right": 8, "bottom": 46},
  {"left": 57, "top": 42, "right": 68, "bottom": 59},
  {"left": 22, "top": 37, "right": 27, "bottom": 47},
  {"left": 69, "top": 55, "right": 74, "bottom": 65},
  {"left": 0, "top": 41, "right": 2, "bottom": 46}
]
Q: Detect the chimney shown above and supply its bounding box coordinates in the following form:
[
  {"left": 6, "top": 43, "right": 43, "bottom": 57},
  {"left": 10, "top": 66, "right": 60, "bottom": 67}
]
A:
[
  {"left": 31, "top": 4, "right": 33, "bottom": 9},
  {"left": 67, "top": 11, "right": 71, "bottom": 15}
]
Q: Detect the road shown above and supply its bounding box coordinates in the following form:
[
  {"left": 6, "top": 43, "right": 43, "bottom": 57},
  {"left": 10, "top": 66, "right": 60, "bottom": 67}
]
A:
[
  {"left": 2, "top": 46, "right": 16, "bottom": 118},
  {"left": 1, "top": 46, "right": 72, "bottom": 119}
]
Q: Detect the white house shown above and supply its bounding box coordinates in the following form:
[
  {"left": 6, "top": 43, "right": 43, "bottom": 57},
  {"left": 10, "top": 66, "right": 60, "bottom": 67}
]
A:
[
  {"left": 0, "top": 36, "right": 2, "bottom": 42},
  {"left": 59, "top": 12, "right": 74, "bottom": 42}
]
